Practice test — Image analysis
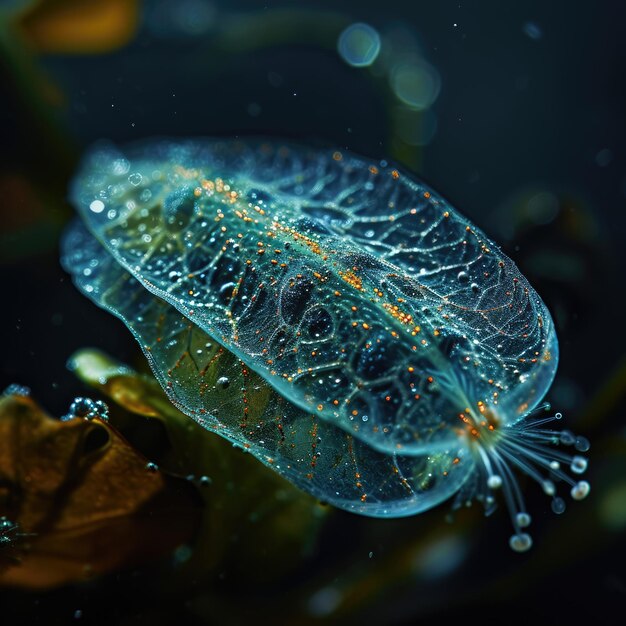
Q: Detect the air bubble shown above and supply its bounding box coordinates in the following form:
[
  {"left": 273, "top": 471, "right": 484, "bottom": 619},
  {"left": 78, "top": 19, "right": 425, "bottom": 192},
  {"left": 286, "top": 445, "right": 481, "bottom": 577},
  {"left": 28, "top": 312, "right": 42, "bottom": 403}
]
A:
[
  {"left": 128, "top": 173, "right": 143, "bottom": 186},
  {"left": 219, "top": 282, "right": 237, "bottom": 295},
  {"left": 216, "top": 376, "right": 230, "bottom": 389},
  {"left": 69, "top": 397, "right": 96, "bottom": 418},
  {"left": 457, "top": 271, "right": 469, "bottom": 283},
  {"left": 145, "top": 462, "right": 159, "bottom": 472},
  {"left": 111, "top": 158, "right": 130, "bottom": 175},
  {"left": 92, "top": 399, "right": 110, "bottom": 421}
]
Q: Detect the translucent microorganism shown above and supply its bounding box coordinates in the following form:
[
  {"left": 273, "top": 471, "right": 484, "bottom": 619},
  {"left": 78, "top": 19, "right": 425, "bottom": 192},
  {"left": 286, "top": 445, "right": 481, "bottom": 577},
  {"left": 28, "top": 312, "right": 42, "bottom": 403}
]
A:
[{"left": 61, "top": 138, "right": 590, "bottom": 550}]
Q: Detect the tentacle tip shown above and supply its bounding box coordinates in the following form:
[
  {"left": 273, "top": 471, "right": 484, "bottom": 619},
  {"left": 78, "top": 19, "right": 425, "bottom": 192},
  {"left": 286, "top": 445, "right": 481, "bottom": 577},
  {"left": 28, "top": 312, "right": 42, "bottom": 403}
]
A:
[
  {"left": 571, "top": 480, "right": 590, "bottom": 500},
  {"left": 509, "top": 533, "right": 533, "bottom": 552},
  {"left": 467, "top": 407, "right": 590, "bottom": 552}
]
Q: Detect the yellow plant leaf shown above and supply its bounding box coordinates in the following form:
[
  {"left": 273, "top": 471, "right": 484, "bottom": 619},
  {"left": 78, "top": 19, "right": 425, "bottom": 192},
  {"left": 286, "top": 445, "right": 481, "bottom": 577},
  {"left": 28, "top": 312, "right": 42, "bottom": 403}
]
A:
[
  {"left": 17, "top": 0, "right": 140, "bottom": 54},
  {"left": 0, "top": 392, "right": 200, "bottom": 589}
]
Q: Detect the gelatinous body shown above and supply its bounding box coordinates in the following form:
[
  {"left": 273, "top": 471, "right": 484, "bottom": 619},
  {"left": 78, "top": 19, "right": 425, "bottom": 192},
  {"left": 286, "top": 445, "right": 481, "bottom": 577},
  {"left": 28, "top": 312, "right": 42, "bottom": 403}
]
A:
[{"left": 62, "top": 138, "right": 589, "bottom": 549}]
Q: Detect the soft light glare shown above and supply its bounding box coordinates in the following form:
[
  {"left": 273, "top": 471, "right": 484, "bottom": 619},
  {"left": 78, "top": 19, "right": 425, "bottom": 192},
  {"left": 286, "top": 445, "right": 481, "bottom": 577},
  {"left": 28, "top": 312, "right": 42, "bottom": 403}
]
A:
[
  {"left": 391, "top": 61, "right": 441, "bottom": 110},
  {"left": 337, "top": 23, "right": 381, "bottom": 68}
]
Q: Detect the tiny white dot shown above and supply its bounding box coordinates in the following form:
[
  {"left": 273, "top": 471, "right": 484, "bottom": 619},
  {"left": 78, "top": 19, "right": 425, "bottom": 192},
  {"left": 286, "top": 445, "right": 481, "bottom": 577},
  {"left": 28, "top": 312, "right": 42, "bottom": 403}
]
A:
[{"left": 89, "top": 200, "right": 105, "bottom": 213}]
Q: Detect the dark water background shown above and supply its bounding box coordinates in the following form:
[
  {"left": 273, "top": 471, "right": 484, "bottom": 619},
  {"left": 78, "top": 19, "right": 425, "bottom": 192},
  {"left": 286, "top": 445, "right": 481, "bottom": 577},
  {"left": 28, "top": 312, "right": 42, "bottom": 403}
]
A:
[{"left": 1, "top": 1, "right": 625, "bottom": 624}]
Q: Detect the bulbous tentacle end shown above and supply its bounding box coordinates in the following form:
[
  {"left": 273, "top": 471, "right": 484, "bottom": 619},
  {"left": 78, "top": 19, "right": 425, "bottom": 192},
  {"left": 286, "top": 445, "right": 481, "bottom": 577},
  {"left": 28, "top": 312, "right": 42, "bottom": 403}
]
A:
[{"left": 456, "top": 406, "right": 590, "bottom": 552}]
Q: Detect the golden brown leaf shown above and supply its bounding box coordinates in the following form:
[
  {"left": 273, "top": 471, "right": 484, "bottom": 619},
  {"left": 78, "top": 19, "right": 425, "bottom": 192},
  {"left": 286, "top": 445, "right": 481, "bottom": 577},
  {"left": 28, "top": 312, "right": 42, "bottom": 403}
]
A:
[
  {"left": 17, "top": 0, "right": 140, "bottom": 54},
  {"left": 0, "top": 392, "right": 200, "bottom": 589}
]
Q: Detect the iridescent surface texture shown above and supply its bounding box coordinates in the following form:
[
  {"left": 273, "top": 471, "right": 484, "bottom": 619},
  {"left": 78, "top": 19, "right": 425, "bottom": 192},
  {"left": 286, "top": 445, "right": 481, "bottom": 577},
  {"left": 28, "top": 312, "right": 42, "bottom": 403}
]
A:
[{"left": 61, "top": 139, "right": 583, "bottom": 543}]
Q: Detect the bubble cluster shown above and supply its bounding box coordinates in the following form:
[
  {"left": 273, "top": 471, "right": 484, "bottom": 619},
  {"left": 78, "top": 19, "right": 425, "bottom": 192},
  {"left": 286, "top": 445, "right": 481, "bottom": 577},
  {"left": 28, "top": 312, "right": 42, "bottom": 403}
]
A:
[
  {"left": 61, "top": 138, "right": 590, "bottom": 549},
  {"left": 0, "top": 516, "right": 21, "bottom": 547},
  {"left": 2, "top": 384, "right": 31, "bottom": 397},
  {"left": 63, "top": 396, "right": 110, "bottom": 421}
]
